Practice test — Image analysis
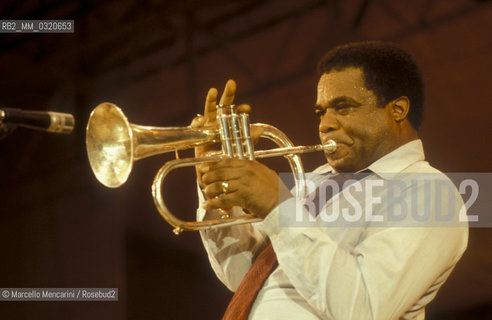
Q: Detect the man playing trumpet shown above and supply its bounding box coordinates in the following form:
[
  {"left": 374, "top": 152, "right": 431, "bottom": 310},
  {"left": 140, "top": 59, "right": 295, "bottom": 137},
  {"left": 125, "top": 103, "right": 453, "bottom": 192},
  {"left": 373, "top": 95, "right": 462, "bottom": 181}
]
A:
[{"left": 194, "top": 41, "right": 468, "bottom": 320}]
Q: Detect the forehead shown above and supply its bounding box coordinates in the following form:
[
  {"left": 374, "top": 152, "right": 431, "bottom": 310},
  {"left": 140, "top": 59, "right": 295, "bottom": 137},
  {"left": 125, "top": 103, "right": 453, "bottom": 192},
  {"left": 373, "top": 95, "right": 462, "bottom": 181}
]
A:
[{"left": 316, "top": 67, "right": 375, "bottom": 105}]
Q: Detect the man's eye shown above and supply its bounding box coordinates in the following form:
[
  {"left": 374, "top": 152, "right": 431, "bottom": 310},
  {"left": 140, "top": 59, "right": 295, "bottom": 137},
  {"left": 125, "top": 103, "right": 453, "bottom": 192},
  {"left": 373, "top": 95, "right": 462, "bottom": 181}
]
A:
[
  {"left": 336, "top": 105, "right": 353, "bottom": 114},
  {"left": 314, "top": 108, "right": 326, "bottom": 117}
]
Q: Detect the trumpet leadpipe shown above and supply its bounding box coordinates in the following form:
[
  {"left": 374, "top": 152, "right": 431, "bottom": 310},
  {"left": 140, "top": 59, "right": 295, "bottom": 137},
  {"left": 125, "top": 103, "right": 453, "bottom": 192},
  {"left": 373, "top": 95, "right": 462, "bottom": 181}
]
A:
[{"left": 253, "top": 140, "right": 337, "bottom": 159}]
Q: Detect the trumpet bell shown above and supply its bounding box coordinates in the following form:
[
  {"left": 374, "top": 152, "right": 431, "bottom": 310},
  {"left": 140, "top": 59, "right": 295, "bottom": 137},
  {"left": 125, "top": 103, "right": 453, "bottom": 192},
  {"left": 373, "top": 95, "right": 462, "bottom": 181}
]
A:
[{"left": 86, "top": 103, "right": 134, "bottom": 188}]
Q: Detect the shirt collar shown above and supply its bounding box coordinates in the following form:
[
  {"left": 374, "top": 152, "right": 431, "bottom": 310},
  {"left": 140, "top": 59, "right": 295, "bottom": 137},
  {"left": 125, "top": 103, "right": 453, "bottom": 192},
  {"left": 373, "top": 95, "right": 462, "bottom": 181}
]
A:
[
  {"left": 313, "top": 139, "right": 425, "bottom": 179},
  {"left": 367, "top": 139, "right": 425, "bottom": 179}
]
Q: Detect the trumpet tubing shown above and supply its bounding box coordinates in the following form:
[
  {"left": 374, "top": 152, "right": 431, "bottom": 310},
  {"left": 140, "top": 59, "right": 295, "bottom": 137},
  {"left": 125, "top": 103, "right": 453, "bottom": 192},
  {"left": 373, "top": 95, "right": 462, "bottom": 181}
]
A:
[{"left": 86, "top": 102, "right": 336, "bottom": 234}]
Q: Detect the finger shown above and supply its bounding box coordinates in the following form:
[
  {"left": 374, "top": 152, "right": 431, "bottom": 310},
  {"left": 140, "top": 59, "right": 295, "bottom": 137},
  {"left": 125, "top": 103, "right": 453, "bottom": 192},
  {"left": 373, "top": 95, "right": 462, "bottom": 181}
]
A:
[
  {"left": 196, "top": 163, "right": 209, "bottom": 173},
  {"left": 203, "top": 180, "right": 238, "bottom": 199},
  {"left": 237, "top": 103, "right": 251, "bottom": 114},
  {"left": 202, "top": 168, "right": 242, "bottom": 185},
  {"left": 203, "top": 193, "right": 239, "bottom": 211},
  {"left": 190, "top": 114, "right": 205, "bottom": 128},
  {"left": 204, "top": 88, "right": 218, "bottom": 125},
  {"left": 205, "top": 158, "right": 250, "bottom": 172},
  {"left": 219, "top": 79, "right": 237, "bottom": 106},
  {"left": 250, "top": 126, "right": 264, "bottom": 143},
  {"left": 196, "top": 159, "right": 224, "bottom": 176}
]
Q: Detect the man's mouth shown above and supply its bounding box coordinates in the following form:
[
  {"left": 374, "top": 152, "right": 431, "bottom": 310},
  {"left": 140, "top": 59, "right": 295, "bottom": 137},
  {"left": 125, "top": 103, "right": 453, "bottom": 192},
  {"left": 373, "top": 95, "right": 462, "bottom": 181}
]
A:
[
  {"left": 321, "top": 137, "right": 351, "bottom": 147},
  {"left": 322, "top": 139, "right": 351, "bottom": 160}
]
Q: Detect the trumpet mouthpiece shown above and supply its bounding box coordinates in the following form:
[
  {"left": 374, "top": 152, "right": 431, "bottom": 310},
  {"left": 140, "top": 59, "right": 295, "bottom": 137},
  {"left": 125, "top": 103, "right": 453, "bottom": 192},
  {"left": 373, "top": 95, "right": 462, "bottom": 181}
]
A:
[{"left": 321, "top": 140, "right": 337, "bottom": 153}]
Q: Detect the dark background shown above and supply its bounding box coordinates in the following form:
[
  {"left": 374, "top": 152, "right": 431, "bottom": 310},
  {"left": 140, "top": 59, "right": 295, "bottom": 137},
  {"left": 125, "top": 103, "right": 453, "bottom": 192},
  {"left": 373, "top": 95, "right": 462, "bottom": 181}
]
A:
[{"left": 0, "top": 0, "right": 491, "bottom": 319}]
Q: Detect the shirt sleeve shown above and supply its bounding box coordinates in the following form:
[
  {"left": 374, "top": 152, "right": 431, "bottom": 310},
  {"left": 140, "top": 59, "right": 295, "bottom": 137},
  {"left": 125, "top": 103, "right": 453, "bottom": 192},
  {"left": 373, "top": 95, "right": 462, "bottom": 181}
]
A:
[
  {"left": 196, "top": 183, "right": 268, "bottom": 291},
  {"left": 260, "top": 180, "right": 469, "bottom": 319}
]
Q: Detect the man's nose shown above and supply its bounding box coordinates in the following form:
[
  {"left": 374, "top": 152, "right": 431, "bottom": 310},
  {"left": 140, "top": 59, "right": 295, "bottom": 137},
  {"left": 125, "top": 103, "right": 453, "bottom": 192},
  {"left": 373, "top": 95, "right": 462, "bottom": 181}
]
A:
[{"left": 319, "top": 113, "right": 338, "bottom": 133}]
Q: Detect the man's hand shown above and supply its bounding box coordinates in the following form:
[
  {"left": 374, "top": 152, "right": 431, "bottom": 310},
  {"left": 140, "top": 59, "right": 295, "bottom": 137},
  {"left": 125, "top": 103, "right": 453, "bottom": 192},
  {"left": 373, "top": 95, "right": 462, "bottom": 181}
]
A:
[
  {"left": 191, "top": 79, "right": 257, "bottom": 188},
  {"left": 192, "top": 79, "right": 291, "bottom": 218},
  {"left": 200, "top": 158, "right": 293, "bottom": 219}
]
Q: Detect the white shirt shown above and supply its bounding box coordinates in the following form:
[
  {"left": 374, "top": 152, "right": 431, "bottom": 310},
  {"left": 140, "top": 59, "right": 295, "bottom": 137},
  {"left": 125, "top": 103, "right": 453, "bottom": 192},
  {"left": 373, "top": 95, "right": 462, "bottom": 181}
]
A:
[{"left": 197, "top": 140, "right": 468, "bottom": 319}]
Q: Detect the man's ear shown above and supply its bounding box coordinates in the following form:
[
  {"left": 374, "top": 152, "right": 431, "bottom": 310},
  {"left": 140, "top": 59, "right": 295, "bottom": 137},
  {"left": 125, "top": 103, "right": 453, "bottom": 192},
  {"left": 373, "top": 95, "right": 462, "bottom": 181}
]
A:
[{"left": 390, "top": 96, "right": 410, "bottom": 122}]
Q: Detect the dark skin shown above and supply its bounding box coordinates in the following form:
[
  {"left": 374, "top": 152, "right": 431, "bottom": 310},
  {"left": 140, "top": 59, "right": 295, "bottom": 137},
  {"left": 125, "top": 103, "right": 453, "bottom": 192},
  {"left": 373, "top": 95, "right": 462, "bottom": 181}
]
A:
[
  {"left": 195, "top": 68, "right": 418, "bottom": 219},
  {"left": 316, "top": 67, "right": 418, "bottom": 172},
  {"left": 192, "top": 80, "right": 288, "bottom": 217}
]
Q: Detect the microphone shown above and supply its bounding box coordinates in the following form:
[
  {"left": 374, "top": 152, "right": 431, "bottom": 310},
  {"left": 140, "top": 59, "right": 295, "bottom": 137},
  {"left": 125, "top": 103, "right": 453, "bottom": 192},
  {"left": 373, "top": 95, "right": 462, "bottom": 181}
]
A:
[{"left": 0, "top": 108, "right": 75, "bottom": 135}]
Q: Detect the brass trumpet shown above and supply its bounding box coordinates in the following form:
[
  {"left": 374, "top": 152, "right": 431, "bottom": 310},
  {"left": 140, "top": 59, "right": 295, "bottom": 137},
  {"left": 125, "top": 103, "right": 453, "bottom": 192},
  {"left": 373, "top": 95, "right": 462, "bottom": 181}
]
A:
[{"left": 86, "top": 102, "right": 336, "bottom": 235}]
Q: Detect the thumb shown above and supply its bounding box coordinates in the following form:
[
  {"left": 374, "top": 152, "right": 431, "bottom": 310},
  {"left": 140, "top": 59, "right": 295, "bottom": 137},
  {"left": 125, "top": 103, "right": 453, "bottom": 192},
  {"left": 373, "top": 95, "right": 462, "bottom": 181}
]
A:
[{"left": 250, "top": 126, "right": 264, "bottom": 145}]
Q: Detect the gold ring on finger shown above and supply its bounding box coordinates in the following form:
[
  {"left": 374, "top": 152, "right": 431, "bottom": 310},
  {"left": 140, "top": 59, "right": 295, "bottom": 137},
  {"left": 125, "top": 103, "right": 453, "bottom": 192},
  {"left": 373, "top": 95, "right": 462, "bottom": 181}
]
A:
[{"left": 221, "top": 181, "right": 229, "bottom": 194}]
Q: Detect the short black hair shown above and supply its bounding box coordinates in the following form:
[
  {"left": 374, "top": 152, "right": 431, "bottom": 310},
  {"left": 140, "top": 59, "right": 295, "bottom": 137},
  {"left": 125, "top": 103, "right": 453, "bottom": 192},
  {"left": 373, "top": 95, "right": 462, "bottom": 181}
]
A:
[{"left": 317, "top": 41, "right": 424, "bottom": 130}]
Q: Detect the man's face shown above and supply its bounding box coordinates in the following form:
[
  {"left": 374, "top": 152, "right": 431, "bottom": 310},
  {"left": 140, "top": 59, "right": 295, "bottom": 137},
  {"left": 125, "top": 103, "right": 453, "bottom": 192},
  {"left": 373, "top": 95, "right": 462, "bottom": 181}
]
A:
[{"left": 316, "top": 67, "right": 398, "bottom": 172}]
